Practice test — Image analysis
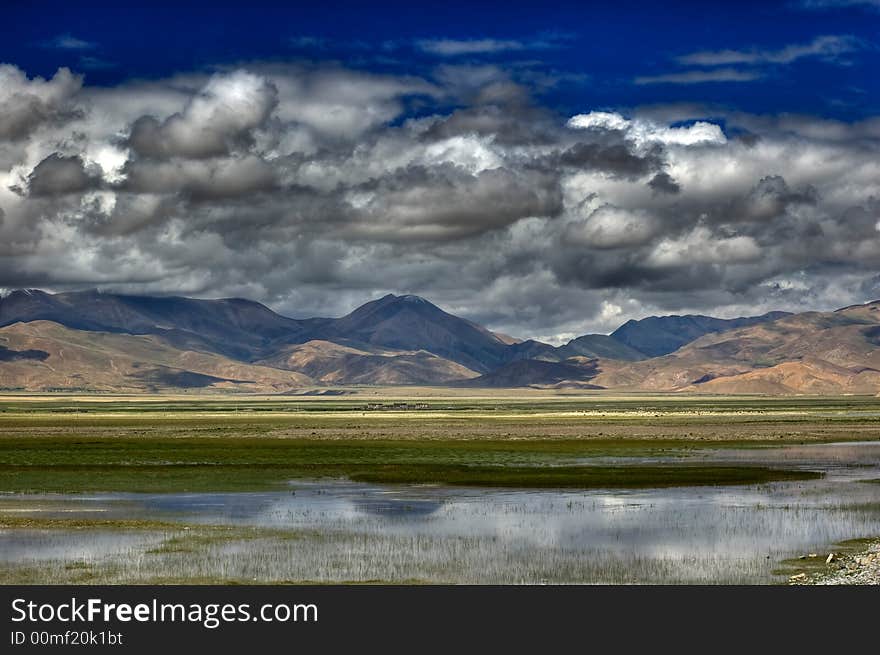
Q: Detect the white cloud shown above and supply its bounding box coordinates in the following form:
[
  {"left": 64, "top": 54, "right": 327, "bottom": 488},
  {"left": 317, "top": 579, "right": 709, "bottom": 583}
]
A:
[
  {"left": 128, "top": 70, "right": 278, "bottom": 159},
  {"left": 416, "top": 34, "right": 568, "bottom": 56},
  {"left": 418, "top": 38, "right": 530, "bottom": 56},
  {"left": 568, "top": 111, "right": 727, "bottom": 147},
  {"left": 43, "top": 34, "right": 96, "bottom": 50},
  {"left": 0, "top": 65, "right": 82, "bottom": 140},
  {"left": 567, "top": 111, "right": 631, "bottom": 132},
  {"left": 1, "top": 60, "right": 880, "bottom": 340},
  {"left": 647, "top": 227, "right": 762, "bottom": 267},
  {"left": 421, "top": 135, "right": 502, "bottom": 173},
  {"left": 565, "top": 205, "right": 658, "bottom": 249},
  {"left": 677, "top": 34, "right": 861, "bottom": 66},
  {"left": 799, "top": 0, "right": 880, "bottom": 7},
  {"left": 635, "top": 68, "right": 761, "bottom": 85}
]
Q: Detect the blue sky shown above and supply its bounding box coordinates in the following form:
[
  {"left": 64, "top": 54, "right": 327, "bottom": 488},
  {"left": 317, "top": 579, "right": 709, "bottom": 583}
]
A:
[
  {"left": 4, "top": 0, "right": 878, "bottom": 120},
  {"left": 1, "top": 1, "right": 880, "bottom": 340}
]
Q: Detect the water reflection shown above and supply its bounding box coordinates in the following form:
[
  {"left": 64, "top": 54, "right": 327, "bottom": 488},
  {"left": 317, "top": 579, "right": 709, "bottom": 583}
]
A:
[{"left": 1, "top": 442, "right": 878, "bottom": 584}]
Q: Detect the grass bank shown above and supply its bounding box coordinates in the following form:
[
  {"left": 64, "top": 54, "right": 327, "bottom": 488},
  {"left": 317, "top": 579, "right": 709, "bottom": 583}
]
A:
[{"left": 0, "top": 434, "right": 822, "bottom": 492}]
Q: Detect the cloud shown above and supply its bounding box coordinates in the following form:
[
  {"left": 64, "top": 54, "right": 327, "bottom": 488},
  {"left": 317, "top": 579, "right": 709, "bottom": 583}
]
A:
[
  {"left": 565, "top": 205, "right": 659, "bottom": 249},
  {"left": 635, "top": 68, "right": 762, "bottom": 85},
  {"left": 648, "top": 172, "right": 680, "bottom": 194},
  {"left": 1, "top": 61, "right": 880, "bottom": 340},
  {"left": 78, "top": 56, "right": 116, "bottom": 71},
  {"left": 418, "top": 38, "right": 531, "bottom": 55},
  {"left": 416, "top": 33, "right": 570, "bottom": 56},
  {"left": 558, "top": 142, "right": 664, "bottom": 178},
  {"left": 120, "top": 156, "right": 277, "bottom": 201},
  {"left": 797, "top": 0, "right": 880, "bottom": 9},
  {"left": 568, "top": 111, "right": 727, "bottom": 147},
  {"left": 127, "top": 70, "right": 278, "bottom": 159},
  {"left": 341, "top": 165, "right": 564, "bottom": 242},
  {"left": 647, "top": 227, "right": 762, "bottom": 267},
  {"left": 677, "top": 34, "right": 861, "bottom": 66},
  {"left": 26, "top": 153, "right": 99, "bottom": 196},
  {"left": 0, "top": 65, "right": 82, "bottom": 141},
  {"left": 42, "top": 34, "right": 96, "bottom": 50},
  {"left": 636, "top": 35, "right": 864, "bottom": 87}
]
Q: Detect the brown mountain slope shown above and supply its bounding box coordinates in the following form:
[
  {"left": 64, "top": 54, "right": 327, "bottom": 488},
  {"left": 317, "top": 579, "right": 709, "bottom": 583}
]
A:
[
  {"left": 592, "top": 302, "right": 880, "bottom": 393},
  {"left": 257, "top": 340, "right": 478, "bottom": 385},
  {"left": 0, "top": 321, "right": 312, "bottom": 392},
  {"left": 317, "top": 294, "right": 511, "bottom": 373},
  {"left": 455, "top": 357, "right": 602, "bottom": 388},
  {"left": 681, "top": 358, "right": 880, "bottom": 395}
]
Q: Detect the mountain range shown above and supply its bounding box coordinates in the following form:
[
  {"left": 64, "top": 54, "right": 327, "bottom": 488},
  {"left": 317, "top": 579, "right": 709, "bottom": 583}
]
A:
[{"left": 2, "top": 288, "right": 876, "bottom": 395}]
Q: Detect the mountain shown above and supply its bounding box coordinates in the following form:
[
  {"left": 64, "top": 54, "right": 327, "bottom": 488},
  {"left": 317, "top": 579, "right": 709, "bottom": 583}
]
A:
[
  {"left": 556, "top": 334, "right": 646, "bottom": 361},
  {"left": 316, "top": 294, "right": 510, "bottom": 373},
  {"left": 501, "top": 334, "right": 646, "bottom": 364},
  {"left": 256, "top": 340, "right": 476, "bottom": 385},
  {"left": 0, "top": 290, "right": 504, "bottom": 386},
  {"left": 592, "top": 302, "right": 880, "bottom": 393},
  {"left": 455, "top": 358, "right": 602, "bottom": 388},
  {"left": 0, "top": 320, "right": 311, "bottom": 393},
  {"left": 502, "top": 339, "right": 560, "bottom": 362},
  {"left": 5, "top": 288, "right": 880, "bottom": 394},
  {"left": 609, "top": 311, "right": 791, "bottom": 358},
  {"left": 0, "top": 289, "right": 319, "bottom": 361}
]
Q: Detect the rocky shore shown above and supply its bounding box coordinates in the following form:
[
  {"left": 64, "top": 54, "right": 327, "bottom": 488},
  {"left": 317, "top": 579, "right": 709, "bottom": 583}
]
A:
[{"left": 788, "top": 539, "right": 880, "bottom": 585}]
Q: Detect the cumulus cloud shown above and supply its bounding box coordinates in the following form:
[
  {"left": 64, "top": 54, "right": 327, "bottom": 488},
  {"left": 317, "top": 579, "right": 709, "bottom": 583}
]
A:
[
  {"left": 647, "top": 227, "right": 762, "bottom": 267},
  {"left": 127, "top": 70, "right": 278, "bottom": 159},
  {"left": 568, "top": 111, "right": 727, "bottom": 147},
  {"left": 0, "top": 61, "right": 879, "bottom": 340},
  {"left": 26, "top": 154, "right": 98, "bottom": 196},
  {"left": 0, "top": 65, "right": 82, "bottom": 141},
  {"left": 565, "top": 205, "right": 659, "bottom": 250},
  {"left": 648, "top": 172, "right": 680, "bottom": 194}
]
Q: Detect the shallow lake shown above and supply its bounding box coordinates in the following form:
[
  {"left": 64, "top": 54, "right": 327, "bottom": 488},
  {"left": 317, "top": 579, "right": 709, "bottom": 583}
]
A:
[{"left": 1, "top": 441, "right": 879, "bottom": 584}]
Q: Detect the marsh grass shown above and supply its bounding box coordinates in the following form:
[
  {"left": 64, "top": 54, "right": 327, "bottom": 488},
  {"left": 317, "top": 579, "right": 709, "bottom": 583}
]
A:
[
  {"left": 0, "top": 396, "right": 877, "bottom": 584},
  {"left": 0, "top": 436, "right": 822, "bottom": 492},
  {"left": 348, "top": 464, "right": 820, "bottom": 488}
]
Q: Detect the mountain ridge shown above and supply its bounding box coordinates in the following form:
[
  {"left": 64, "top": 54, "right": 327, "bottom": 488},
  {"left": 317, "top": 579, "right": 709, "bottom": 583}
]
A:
[{"left": 0, "top": 288, "right": 871, "bottom": 393}]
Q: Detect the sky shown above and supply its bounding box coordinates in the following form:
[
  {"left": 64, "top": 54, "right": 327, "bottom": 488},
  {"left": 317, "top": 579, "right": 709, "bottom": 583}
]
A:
[{"left": 1, "top": 0, "right": 879, "bottom": 343}]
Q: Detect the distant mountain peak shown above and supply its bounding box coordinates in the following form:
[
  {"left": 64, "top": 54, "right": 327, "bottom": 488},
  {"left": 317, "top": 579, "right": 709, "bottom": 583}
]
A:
[
  {"left": 398, "top": 294, "right": 430, "bottom": 303},
  {"left": 377, "top": 293, "right": 434, "bottom": 306},
  {"left": 4, "top": 288, "right": 48, "bottom": 298},
  {"left": 608, "top": 310, "right": 792, "bottom": 357}
]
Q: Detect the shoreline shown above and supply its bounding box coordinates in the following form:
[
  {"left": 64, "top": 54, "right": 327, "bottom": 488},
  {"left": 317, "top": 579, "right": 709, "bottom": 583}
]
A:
[{"left": 788, "top": 538, "right": 880, "bottom": 585}]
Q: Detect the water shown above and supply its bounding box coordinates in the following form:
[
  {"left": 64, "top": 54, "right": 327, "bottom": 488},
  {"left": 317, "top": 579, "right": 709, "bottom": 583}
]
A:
[{"left": 1, "top": 442, "right": 878, "bottom": 584}]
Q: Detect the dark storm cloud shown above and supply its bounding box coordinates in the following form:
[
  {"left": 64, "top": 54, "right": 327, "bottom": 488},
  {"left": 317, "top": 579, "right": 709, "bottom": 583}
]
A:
[
  {"left": 419, "top": 105, "right": 560, "bottom": 146},
  {"left": 1, "top": 62, "right": 880, "bottom": 339},
  {"left": 648, "top": 172, "right": 680, "bottom": 194},
  {"left": 119, "top": 156, "right": 278, "bottom": 201},
  {"left": 557, "top": 142, "right": 664, "bottom": 179},
  {"left": 343, "top": 164, "right": 564, "bottom": 242},
  {"left": 26, "top": 153, "right": 98, "bottom": 196}
]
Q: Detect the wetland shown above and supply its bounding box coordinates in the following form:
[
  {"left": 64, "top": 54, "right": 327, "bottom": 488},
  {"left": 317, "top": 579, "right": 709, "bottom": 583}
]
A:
[{"left": 1, "top": 393, "right": 878, "bottom": 584}]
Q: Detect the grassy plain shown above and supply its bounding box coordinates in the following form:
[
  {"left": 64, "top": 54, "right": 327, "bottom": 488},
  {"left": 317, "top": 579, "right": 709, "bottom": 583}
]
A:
[
  {"left": 1, "top": 391, "right": 879, "bottom": 584},
  {"left": 0, "top": 391, "right": 878, "bottom": 493}
]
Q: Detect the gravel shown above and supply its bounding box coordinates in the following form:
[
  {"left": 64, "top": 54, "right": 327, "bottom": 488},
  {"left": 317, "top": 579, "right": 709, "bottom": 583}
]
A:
[{"left": 789, "top": 540, "right": 880, "bottom": 585}]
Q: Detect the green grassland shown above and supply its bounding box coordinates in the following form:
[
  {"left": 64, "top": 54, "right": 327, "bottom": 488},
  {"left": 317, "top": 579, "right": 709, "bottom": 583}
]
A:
[{"left": 1, "top": 392, "right": 877, "bottom": 492}]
